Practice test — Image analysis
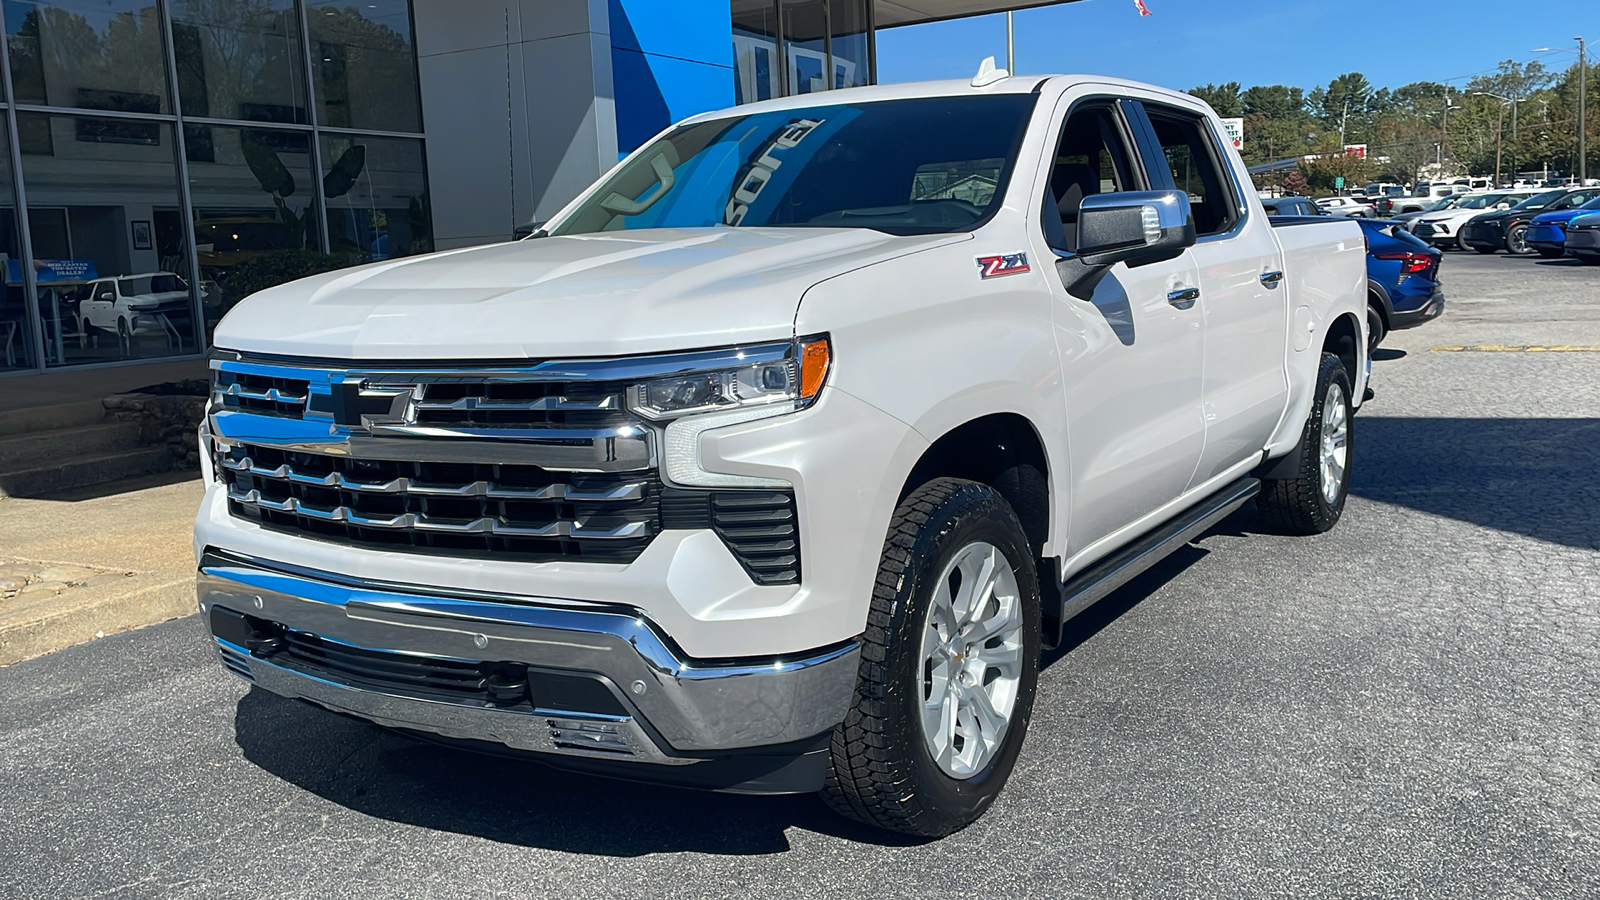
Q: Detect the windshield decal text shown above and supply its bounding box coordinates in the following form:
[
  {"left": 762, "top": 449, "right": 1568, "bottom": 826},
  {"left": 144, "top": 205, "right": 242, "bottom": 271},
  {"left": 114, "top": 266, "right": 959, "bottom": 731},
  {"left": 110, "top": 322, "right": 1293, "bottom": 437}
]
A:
[{"left": 724, "top": 118, "right": 824, "bottom": 226}]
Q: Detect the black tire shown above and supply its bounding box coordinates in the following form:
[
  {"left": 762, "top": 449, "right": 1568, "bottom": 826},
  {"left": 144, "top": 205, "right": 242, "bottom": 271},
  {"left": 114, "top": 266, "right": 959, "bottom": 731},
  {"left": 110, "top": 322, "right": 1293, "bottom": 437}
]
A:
[
  {"left": 1506, "top": 225, "right": 1530, "bottom": 254},
  {"left": 822, "top": 478, "right": 1041, "bottom": 837},
  {"left": 1366, "top": 303, "right": 1387, "bottom": 353},
  {"left": 1257, "top": 352, "right": 1353, "bottom": 535},
  {"left": 1536, "top": 248, "right": 1565, "bottom": 259}
]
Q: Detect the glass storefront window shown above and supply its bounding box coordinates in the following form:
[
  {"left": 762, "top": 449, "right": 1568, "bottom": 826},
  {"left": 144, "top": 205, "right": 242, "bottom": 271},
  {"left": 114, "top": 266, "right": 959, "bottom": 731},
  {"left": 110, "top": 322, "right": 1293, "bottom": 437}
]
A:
[
  {"left": 732, "top": 0, "right": 780, "bottom": 105},
  {"left": 185, "top": 124, "right": 319, "bottom": 341},
  {"left": 0, "top": 122, "right": 32, "bottom": 371},
  {"left": 781, "top": 0, "right": 827, "bottom": 96},
  {"left": 169, "top": 0, "right": 306, "bottom": 124},
  {"left": 305, "top": 0, "right": 421, "bottom": 133},
  {"left": 829, "top": 0, "right": 870, "bottom": 90},
  {"left": 4, "top": 0, "right": 172, "bottom": 114},
  {"left": 17, "top": 113, "right": 200, "bottom": 366},
  {"left": 319, "top": 133, "right": 430, "bottom": 262}
]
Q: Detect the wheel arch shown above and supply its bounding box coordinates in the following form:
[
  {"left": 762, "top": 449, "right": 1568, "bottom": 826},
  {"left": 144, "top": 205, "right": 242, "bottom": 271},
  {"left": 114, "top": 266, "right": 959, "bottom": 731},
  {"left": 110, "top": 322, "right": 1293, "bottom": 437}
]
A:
[
  {"left": 1322, "top": 311, "right": 1362, "bottom": 383},
  {"left": 898, "top": 412, "right": 1053, "bottom": 561}
]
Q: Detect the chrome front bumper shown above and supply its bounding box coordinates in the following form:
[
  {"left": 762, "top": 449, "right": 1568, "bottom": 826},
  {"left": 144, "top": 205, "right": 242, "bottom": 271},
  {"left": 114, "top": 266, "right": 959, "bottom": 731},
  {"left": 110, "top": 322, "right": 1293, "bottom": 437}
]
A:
[{"left": 198, "top": 552, "right": 860, "bottom": 764}]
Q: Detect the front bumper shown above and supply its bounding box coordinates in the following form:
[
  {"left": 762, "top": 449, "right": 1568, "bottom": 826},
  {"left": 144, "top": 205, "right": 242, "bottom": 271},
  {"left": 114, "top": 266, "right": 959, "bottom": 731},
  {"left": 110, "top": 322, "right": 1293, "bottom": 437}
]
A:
[
  {"left": 1525, "top": 224, "right": 1566, "bottom": 248},
  {"left": 199, "top": 551, "right": 859, "bottom": 772},
  {"left": 1565, "top": 229, "right": 1600, "bottom": 253}
]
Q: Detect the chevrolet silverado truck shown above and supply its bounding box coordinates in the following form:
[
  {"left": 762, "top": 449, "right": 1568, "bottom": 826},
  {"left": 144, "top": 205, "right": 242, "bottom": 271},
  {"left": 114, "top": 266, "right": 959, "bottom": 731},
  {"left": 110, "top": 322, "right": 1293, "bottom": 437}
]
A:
[{"left": 196, "top": 65, "right": 1368, "bottom": 837}]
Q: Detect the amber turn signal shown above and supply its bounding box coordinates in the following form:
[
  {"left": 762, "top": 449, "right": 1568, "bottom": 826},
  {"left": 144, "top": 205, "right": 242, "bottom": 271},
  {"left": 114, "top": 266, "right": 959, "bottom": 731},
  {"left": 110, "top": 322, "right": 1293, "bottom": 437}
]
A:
[{"left": 798, "top": 336, "right": 831, "bottom": 401}]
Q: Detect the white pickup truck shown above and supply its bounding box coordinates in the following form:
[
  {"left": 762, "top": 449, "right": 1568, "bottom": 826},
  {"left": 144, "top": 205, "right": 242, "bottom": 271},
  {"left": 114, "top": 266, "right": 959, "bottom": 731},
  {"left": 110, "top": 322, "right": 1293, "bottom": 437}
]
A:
[{"left": 196, "top": 65, "right": 1368, "bottom": 837}]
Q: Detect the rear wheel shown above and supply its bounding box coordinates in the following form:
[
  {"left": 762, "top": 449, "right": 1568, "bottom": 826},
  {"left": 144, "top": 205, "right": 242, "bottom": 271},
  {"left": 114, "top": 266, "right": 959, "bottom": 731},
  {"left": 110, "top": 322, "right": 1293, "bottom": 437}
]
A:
[
  {"left": 1366, "top": 303, "right": 1386, "bottom": 353},
  {"left": 1506, "top": 225, "right": 1530, "bottom": 254},
  {"left": 1257, "top": 352, "right": 1352, "bottom": 535},
  {"left": 822, "top": 478, "right": 1040, "bottom": 837}
]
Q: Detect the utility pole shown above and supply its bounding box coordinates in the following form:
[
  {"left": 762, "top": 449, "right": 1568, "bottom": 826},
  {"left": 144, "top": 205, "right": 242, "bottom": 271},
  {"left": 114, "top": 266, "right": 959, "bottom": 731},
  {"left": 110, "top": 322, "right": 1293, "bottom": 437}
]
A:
[
  {"left": 1534, "top": 37, "right": 1586, "bottom": 183},
  {"left": 1476, "top": 91, "right": 1518, "bottom": 185},
  {"left": 1006, "top": 11, "right": 1014, "bottom": 73}
]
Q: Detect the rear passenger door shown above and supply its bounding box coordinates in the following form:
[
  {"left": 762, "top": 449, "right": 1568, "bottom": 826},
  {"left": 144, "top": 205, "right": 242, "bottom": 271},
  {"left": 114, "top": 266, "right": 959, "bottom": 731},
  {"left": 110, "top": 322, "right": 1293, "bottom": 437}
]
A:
[
  {"left": 1137, "top": 102, "right": 1290, "bottom": 488},
  {"left": 1028, "top": 97, "right": 1205, "bottom": 557}
]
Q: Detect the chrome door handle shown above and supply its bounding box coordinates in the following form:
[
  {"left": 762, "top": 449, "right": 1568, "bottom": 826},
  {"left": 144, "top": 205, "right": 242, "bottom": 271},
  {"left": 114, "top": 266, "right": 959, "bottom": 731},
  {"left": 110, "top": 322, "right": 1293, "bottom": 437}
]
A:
[
  {"left": 1167, "top": 287, "right": 1200, "bottom": 309},
  {"left": 1259, "top": 270, "right": 1285, "bottom": 288}
]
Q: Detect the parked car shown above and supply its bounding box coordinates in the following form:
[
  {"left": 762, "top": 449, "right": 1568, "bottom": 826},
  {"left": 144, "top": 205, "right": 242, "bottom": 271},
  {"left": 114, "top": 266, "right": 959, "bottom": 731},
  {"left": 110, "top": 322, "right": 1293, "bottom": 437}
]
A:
[
  {"left": 1410, "top": 191, "right": 1536, "bottom": 250},
  {"left": 198, "top": 69, "right": 1370, "bottom": 837},
  {"left": 1356, "top": 219, "right": 1443, "bottom": 349},
  {"left": 1561, "top": 211, "right": 1600, "bottom": 264},
  {"left": 1459, "top": 188, "right": 1600, "bottom": 254},
  {"left": 1387, "top": 183, "right": 1470, "bottom": 215},
  {"left": 1316, "top": 196, "right": 1376, "bottom": 217},
  {"left": 1388, "top": 194, "right": 1463, "bottom": 227},
  {"left": 1525, "top": 194, "right": 1600, "bottom": 257},
  {"left": 1259, "top": 196, "right": 1325, "bottom": 216},
  {"left": 79, "top": 272, "right": 195, "bottom": 343}
]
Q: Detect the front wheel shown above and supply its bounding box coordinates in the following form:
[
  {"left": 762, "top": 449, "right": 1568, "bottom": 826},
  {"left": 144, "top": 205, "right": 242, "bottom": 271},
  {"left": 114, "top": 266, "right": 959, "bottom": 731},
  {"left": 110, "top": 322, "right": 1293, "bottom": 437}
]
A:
[
  {"left": 822, "top": 478, "right": 1041, "bottom": 837},
  {"left": 1257, "top": 353, "right": 1353, "bottom": 535},
  {"left": 1506, "top": 225, "right": 1530, "bottom": 254}
]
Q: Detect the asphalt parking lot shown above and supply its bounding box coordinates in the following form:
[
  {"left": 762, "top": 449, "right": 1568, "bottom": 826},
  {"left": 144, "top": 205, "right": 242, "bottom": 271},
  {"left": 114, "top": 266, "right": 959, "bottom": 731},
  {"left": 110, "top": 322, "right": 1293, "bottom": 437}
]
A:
[{"left": 2, "top": 252, "right": 1597, "bottom": 899}]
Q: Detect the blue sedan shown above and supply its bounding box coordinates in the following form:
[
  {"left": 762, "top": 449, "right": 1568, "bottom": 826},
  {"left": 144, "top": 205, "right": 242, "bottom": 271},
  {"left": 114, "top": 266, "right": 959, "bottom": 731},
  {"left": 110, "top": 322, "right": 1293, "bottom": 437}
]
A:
[{"left": 1357, "top": 218, "right": 1444, "bottom": 349}]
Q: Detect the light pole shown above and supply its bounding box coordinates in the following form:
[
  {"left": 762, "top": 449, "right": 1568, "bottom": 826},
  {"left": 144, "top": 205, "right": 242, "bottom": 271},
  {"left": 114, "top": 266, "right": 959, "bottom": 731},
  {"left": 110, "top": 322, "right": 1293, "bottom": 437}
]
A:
[
  {"left": 1006, "top": 11, "right": 1014, "bottom": 73},
  {"left": 1534, "top": 37, "right": 1586, "bottom": 184},
  {"left": 1475, "top": 91, "right": 1520, "bottom": 184}
]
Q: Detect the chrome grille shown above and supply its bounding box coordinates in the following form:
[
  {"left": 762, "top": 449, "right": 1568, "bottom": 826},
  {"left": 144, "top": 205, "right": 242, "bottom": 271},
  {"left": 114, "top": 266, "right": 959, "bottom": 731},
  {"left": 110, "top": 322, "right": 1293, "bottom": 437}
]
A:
[
  {"left": 221, "top": 443, "right": 659, "bottom": 561},
  {"left": 216, "top": 369, "right": 310, "bottom": 418},
  {"left": 412, "top": 380, "right": 629, "bottom": 429}
]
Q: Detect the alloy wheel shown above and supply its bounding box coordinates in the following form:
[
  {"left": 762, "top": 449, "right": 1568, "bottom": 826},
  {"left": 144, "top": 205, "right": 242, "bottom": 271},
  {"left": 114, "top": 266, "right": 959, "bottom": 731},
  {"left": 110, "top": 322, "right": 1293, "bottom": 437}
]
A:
[
  {"left": 1319, "top": 381, "right": 1349, "bottom": 506},
  {"left": 918, "top": 541, "right": 1025, "bottom": 779}
]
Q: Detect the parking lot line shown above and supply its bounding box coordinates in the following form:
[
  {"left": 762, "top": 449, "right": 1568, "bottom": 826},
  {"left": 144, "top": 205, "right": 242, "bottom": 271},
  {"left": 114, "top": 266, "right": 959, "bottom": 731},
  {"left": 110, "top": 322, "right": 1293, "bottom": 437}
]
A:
[{"left": 1429, "top": 345, "right": 1600, "bottom": 352}]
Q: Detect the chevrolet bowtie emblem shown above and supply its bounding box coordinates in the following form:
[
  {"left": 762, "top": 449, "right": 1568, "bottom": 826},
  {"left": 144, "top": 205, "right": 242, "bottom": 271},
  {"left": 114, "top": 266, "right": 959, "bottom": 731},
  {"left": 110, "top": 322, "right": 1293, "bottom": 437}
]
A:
[{"left": 329, "top": 379, "right": 414, "bottom": 429}]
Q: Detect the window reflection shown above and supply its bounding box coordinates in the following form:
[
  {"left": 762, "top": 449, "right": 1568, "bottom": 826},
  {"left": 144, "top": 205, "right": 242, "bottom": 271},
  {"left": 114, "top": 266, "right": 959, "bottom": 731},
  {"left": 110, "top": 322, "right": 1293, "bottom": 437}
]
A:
[
  {"left": 169, "top": 0, "right": 306, "bottom": 123},
  {"left": 17, "top": 113, "right": 199, "bottom": 366},
  {"left": 4, "top": 0, "right": 172, "bottom": 113},
  {"left": 732, "top": 0, "right": 780, "bottom": 104},
  {"left": 829, "top": 0, "right": 870, "bottom": 90},
  {"left": 0, "top": 125, "right": 30, "bottom": 371},
  {"left": 320, "top": 133, "right": 430, "bottom": 262},
  {"left": 781, "top": 0, "right": 827, "bottom": 96},
  {"left": 305, "top": 0, "right": 420, "bottom": 133},
  {"left": 185, "top": 124, "right": 319, "bottom": 341}
]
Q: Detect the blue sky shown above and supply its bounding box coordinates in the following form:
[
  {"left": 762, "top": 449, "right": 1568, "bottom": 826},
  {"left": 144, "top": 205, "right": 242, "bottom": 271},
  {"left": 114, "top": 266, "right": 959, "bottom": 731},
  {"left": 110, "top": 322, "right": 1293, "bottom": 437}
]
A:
[{"left": 877, "top": 0, "right": 1600, "bottom": 94}]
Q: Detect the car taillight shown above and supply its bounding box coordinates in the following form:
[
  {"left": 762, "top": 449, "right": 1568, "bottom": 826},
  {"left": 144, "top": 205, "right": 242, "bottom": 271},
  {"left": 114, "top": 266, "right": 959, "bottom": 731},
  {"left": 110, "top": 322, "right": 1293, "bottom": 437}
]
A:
[{"left": 1375, "top": 252, "right": 1432, "bottom": 274}]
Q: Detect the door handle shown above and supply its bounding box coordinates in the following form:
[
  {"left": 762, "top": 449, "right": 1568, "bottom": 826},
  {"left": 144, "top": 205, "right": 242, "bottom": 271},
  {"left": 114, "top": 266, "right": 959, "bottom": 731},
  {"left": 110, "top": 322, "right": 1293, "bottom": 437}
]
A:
[
  {"left": 1167, "top": 287, "right": 1200, "bottom": 309},
  {"left": 1259, "top": 270, "right": 1285, "bottom": 288}
]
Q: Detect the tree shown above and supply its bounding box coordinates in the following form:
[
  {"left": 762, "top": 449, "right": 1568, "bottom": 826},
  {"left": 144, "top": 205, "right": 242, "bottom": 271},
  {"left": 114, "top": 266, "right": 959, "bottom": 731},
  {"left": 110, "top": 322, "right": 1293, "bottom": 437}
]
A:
[
  {"left": 1373, "top": 116, "right": 1441, "bottom": 188},
  {"left": 1188, "top": 82, "right": 1242, "bottom": 117}
]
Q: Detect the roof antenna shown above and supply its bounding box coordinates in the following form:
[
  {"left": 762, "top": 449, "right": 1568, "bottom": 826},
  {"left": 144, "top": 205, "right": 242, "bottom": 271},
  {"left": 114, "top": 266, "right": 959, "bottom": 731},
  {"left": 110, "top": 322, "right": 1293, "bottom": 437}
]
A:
[{"left": 971, "top": 55, "right": 1009, "bottom": 87}]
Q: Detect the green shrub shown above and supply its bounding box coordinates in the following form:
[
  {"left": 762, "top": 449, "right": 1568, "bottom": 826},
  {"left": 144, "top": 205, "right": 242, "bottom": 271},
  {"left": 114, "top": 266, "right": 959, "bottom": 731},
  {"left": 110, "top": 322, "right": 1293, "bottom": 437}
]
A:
[{"left": 219, "top": 249, "right": 351, "bottom": 312}]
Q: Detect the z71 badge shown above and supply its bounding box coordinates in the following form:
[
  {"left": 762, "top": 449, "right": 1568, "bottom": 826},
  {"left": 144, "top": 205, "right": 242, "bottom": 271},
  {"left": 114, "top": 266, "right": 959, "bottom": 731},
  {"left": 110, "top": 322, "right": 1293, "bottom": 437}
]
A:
[{"left": 976, "top": 253, "right": 1030, "bottom": 278}]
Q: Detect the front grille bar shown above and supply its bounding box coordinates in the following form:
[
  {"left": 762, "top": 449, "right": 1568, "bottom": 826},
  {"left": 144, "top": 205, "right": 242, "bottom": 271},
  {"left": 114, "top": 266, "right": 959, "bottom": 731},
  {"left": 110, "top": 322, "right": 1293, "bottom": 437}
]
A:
[
  {"left": 219, "top": 454, "right": 645, "bottom": 501},
  {"left": 413, "top": 395, "right": 620, "bottom": 413},
  {"left": 228, "top": 486, "right": 650, "bottom": 539},
  {"left": 222, "top": 383, "right": 309, "bottom": 404}
]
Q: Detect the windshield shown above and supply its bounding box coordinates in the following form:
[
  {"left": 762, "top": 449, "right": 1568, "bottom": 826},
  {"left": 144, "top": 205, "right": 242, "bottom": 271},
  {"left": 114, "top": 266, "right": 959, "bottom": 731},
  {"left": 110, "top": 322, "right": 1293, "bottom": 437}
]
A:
[
  {"left": 1514, "top": 189, "right": 1566, "bottom": 209},
  {"left": 1424, "top": 196, "right": 1459, "bottom": 211},
  {"left": 117, "top": 274, "right": 185, "bottom": 295},
  {"left": 549, "top": 96, "right": 1038, "bottom": 236},
  {"left": 1456, "top": 194, "right": 1505, "bottom": 209}
]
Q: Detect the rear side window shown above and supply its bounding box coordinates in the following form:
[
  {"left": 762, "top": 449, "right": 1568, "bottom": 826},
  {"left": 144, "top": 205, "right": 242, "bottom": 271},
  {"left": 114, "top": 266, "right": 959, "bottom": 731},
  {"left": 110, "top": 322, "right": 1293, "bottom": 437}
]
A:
[{"left": 1144, "top": 108, "right": 1238, "bottom": 236}]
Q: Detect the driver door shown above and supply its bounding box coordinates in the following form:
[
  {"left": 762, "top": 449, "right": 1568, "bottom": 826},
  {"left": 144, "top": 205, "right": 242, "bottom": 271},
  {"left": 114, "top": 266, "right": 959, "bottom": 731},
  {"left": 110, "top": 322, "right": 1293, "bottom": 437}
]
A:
[
  {"left": 83, "top": 281, "right": 114, "bottom": 330},
  {"left": 1032, "top": 98, "right": 1206, "bottom": 560}
]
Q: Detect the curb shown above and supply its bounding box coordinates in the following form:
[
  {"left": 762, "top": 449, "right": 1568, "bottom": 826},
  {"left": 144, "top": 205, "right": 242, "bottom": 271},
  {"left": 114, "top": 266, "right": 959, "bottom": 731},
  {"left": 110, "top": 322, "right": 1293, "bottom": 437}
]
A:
[{"left": 0, "top": 574, "right": 196, "bottom": 667}]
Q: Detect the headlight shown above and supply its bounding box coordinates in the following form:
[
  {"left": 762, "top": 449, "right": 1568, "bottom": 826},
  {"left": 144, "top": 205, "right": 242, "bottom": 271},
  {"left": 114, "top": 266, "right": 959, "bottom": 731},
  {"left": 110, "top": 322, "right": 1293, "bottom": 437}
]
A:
[{"left": 627, "top": 335, "right": 831, "bottom": 420}]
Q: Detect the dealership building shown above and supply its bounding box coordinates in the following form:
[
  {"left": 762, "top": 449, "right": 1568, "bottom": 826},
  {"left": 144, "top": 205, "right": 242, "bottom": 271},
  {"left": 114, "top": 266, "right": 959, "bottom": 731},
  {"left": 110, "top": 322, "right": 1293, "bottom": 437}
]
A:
[{"left": 0, "top": 0, "right": 1051, "bottom": 377}]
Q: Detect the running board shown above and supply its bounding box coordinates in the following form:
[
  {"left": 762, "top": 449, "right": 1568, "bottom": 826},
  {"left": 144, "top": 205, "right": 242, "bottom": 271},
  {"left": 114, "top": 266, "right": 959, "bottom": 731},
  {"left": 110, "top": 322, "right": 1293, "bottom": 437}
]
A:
[{"left": 1044, "top": 477, "right": 1261, "bottom": 647}]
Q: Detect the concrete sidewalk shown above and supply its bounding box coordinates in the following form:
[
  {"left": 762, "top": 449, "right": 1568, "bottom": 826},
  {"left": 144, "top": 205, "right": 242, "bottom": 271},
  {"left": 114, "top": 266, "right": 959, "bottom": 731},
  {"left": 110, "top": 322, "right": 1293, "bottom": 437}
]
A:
[{"left": 0, "top": 475, "right": 202, "bottom": 665}]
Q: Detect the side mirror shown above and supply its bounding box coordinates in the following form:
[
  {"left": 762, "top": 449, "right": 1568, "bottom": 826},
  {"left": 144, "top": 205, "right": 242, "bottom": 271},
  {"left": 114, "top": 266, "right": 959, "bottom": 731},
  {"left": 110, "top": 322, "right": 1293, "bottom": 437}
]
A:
[
  {"left": 1057, "top": 190, "right": 1196, "bottom": 300},
  {"left": 99, "top": 292, "right": 114, "bottom": 301},
  {"left": 1494, "top": 202, "right": 1510, "bottom": 209}
]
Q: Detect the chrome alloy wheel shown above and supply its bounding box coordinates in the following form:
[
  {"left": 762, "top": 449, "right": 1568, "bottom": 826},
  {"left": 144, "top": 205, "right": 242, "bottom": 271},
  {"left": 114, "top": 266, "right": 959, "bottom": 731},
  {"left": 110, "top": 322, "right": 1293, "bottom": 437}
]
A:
[
  {"left": 1507, "top": 225, "right": 1529, "bottom": 254},
  {"left": 918, "top": 541, "right": 1025, "bottom": 779},
  {"left": 1319, "top": 381, "right": 1349, "bottom": 505}
]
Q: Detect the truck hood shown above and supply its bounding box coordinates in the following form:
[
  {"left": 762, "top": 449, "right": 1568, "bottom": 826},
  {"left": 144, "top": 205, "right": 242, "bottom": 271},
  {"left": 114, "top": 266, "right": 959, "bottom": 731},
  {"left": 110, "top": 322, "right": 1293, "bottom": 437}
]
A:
[{"left": 214, "top": 228, "right": 966, "bottom": 360}]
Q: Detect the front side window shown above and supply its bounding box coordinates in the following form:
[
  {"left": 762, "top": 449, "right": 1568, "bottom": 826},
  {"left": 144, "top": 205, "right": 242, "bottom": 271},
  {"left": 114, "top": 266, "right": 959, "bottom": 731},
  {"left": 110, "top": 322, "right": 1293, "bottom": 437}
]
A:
[
  {"left": 1038, "top": 104, "right": 1139, "bottom": 252},
  {"left": 549, "top": 95, "right": 1038, "bottom": 237}
]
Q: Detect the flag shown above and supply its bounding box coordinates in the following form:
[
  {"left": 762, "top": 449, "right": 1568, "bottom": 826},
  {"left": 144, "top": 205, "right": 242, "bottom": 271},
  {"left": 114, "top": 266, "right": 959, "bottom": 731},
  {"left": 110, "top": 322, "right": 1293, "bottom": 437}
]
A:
[{"left": 1133, "top": 0, "right": 1153, "bottom": 14}]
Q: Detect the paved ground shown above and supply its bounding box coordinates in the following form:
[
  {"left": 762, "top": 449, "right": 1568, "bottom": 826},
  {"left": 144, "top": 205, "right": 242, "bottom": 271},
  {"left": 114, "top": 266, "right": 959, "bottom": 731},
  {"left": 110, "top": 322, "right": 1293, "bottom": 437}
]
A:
[{"left": 2, "top": 252, "right": 1596, "bottom": 899}]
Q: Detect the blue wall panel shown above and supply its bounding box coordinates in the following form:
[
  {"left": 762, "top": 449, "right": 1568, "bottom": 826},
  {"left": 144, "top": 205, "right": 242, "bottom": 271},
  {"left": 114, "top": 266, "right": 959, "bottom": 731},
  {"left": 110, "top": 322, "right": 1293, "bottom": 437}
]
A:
[{"left": 611, "top": 0, "right": 735, "bottom": 154}]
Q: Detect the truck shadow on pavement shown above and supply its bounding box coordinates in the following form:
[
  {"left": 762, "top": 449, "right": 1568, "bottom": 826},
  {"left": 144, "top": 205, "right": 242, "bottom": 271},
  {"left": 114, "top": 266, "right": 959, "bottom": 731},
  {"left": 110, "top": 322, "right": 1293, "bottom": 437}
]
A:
[
  {"left": 232, "top": 688, "right": 933, "bottom": 854},
  {"left": 1348, "top": 417, "right": 1600, "bottom": 550}
]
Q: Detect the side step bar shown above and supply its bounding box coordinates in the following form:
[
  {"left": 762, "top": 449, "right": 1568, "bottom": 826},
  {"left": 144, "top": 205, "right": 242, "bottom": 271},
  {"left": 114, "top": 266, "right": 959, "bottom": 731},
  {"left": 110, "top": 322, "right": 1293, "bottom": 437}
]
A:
[{"left": 1044, "top": 477, "right": 1261, "bottom": 647}]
